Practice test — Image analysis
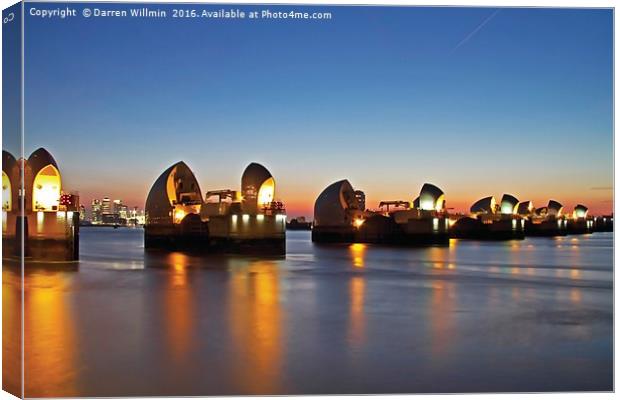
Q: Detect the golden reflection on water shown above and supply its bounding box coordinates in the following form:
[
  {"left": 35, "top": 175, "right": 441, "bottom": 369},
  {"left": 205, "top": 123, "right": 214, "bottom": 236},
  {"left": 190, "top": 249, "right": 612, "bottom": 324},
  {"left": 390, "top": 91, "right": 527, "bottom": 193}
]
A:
[
  {"left": 164, "top": 252, "right": 194, "bottom": 363},
  {"left": 349, "top": 243, "right": 367, "bottom": 268},
  {"left": 169, "top": 251, "right": 189, "bottom": 287},
  {"left": 228, "top": 260, "right": 283, "bottom": 394},
  {"left": 430, "top": 281, "right": 455, "bottom": 357},
  {"left": 348, "top": 275, "right": 366, "bottom": 347},
  {"left": 24, "top": 271, "right": 77, "bottom": 397},
  {"left": 2, "top": 269, "right": 22, "bottom": 397},
  {"left": 570, "top": 287, "right": 582, "bottom": 304}
]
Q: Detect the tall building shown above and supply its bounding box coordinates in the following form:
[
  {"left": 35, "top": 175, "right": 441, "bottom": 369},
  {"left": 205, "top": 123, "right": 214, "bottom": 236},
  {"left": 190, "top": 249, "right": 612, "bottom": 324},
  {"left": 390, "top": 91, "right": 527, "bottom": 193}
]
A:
[
  {"left": 355, "top": 190, "right": 366, "bottom": 211},
  {"left": 101, "top": 197, "right": 111, "bottom": 215},
  {"left": 79, "top": 204, "right": 86, "bottom": 221},
  {"left": 113, "top": 199, "right": 128, "bottom": 221},
  {"left": 91, "top": 199, "right": 102, "bottom": 224},
  {"left": 101, "top": 197, "right": 117, "bottom": 224},
  {"left": 129, "top": 206, "right": 146, "bottom": 226}
]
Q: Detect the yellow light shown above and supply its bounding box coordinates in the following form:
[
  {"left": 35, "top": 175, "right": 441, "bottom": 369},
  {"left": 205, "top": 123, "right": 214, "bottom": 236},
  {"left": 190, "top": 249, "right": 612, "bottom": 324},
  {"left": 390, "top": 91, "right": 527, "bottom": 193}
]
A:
[
  {"left": 2, "top": 171, "right": 11, "bottom": 211},
  {"left": 36, "top": 211, "right": 44, "bottom": 232},
  {"left": 257, "top": 177, "right": 275, "bottom": 206},
  {"left": 349, "top": 243, "right": 366, "bottom": 268},
  {"left": 353, "top": 218, "right": 365, "bottom": 228},
  {"left": 174, "top": 209, "right": 186, "bottom": 224},
  {"left": 420, "top": 200, "right": 435, "bottom": 211},
  {"left": 257, "top": 214, "right": 264, "bottom": 222},
  {"left": 242, "top": 214, "right": 250, "bottom": 223},
  {"left": 32, "top": 165, "right": 61, "bottom": 211}
]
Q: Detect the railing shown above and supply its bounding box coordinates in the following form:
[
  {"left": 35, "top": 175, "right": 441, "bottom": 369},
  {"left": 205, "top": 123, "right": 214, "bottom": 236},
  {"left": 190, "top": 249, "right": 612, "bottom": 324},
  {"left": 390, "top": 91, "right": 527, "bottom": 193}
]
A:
[{"left": 261, "top": 201, "right": 285, "bottom": 215}]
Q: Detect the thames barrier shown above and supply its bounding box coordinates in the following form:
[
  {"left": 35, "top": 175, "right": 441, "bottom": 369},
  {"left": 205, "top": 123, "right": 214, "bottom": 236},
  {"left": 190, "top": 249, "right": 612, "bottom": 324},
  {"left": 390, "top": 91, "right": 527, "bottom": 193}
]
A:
[{"left": 2, "top": 153, "right": 614, "bottom": 261}]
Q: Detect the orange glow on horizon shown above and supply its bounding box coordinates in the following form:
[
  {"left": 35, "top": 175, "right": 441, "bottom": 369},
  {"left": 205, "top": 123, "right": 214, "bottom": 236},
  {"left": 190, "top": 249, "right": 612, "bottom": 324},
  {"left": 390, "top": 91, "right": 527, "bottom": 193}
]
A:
[{"left": 74, "top": 179, "right": 613, "bottom": 219}]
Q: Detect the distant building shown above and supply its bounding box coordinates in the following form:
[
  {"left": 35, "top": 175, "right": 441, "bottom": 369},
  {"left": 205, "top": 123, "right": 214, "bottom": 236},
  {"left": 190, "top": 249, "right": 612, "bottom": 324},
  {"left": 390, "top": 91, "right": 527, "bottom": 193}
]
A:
[
  {"left": 79, "top": 204, "right": 86, "bottom": 221},
  {"left": 101, "top": 197, "right": 111, "bottom": 214},
  {"left": 129, "top": 206, "right": 145, "bottom": 225},
  {"left": 89, "top": 197, "right": 144, "bottom": 226},
  {"left": 113, "top": 199, "right": 128, "bottom": 223},
  {"left": 101, "top": 197, "right": 117, "bottom": 224},
  {"left": 91, "top": 199, "right": 102, "bottom": 224}
]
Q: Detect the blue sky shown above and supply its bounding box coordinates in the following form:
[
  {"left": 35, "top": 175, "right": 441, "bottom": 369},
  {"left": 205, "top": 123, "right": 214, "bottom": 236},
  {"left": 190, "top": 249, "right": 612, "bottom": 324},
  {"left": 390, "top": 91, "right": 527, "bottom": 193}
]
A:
[{"left": 19, "top": 4, "right": 613, "bottom": 216}]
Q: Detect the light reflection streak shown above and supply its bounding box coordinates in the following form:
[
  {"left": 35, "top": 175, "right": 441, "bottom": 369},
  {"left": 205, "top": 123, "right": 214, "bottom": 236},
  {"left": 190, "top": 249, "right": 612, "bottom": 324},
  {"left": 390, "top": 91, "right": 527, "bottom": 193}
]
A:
[
  {"left": 24, "top": 272, "right": 78, "bottom": 397},
  {"left": 228, "top": 260, "right": 283, "bottom": 393},
  {"left": 348, "top": 276, "right": 366, "bottom": 347},
  {"left": 349, "top": 243, "right": 367, "bottom": 268},
  {"left": 164, "top": 252, "right": 193, "bottom": 363},
  {"left": 430, "top": 281, "right": 456, "bottom": 357},
  {"left": 2, "top": 270, "right": 22, "bottom": 396}
]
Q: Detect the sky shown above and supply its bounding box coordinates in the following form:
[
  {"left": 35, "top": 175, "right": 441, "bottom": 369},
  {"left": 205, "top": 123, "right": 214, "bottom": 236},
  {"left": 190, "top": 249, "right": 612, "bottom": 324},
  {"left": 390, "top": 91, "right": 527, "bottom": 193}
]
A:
[{"left": 14, "top": 4, "right": 614, "bottom": 218}]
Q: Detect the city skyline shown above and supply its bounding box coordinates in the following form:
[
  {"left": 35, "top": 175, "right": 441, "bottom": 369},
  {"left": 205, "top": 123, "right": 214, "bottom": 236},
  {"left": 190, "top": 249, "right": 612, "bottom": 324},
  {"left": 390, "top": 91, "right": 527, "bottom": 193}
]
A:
[{"left": 15, "top": 5, "right": 613, "bottom": 218}]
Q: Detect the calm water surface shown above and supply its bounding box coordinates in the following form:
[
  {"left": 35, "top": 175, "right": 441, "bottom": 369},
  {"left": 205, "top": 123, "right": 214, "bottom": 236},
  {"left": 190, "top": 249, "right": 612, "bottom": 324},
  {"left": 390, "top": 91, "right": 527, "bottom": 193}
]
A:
[{"left": 3, "top": 228, "right": 613, "bottom": 396}]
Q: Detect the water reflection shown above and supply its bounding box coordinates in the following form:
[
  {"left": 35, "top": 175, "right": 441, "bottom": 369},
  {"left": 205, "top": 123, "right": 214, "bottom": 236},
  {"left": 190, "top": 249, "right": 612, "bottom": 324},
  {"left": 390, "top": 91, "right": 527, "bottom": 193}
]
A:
[
  {"left": 429, "top": 281, "right": 456, "bottom": 357},
  {"left": 348, "top": 275, "right": 366, "bottom": 347},
  {"left": 9, "top": 230, "right": 614, "bottom": 395},
  {"left": 570, "top": 287, "right": 582, "bottom": 304},
  {"left": 349, "top": 243, "right": 366, "bottom": 268},
  {"left": 24, "top": 271, "right": 77, "bottom": 397},
  {"left": 228, "top": 260, "right": 284, "bottom": 394},
  {"left": 2, "top": 268, "right": 22, "bottom": 397},
  {"left": 164, "top": 252, "right": 194, "bottom": 364}
]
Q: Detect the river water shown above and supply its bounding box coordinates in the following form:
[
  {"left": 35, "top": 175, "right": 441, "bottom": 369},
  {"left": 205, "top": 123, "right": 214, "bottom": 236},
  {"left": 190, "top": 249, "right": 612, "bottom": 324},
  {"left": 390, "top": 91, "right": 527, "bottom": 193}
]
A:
[{"left": 3, "top": 228, "right": 613, "bottom": 396}]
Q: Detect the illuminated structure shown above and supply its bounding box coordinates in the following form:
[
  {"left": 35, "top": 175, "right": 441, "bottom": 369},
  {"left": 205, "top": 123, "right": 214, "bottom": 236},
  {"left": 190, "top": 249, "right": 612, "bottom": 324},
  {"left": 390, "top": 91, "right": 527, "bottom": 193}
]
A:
[
  {"left": 312, "top": 179, "right": 368, "bottom": 242},
  {"left": 91, "top": 199, "right": 102, "bottom": 224},
  {"left": 241, "top": 163, "right": 275, "bottom": 214},
  {"left": 593, "top": 215, "right": 614, "bottom": 232},
  {"left": 520, "top": 199, "right": 568, "bottom": 237},
  {"left": 205, "top": 162, "right": 286, "bottom": 254},
  {"left": 414, "top": 183, "right": 446, "bottom": 212},
  {"left": 312, "top": 181, "right": 449, "bottom": 245},
  {"left": 516, "top": 201, "right": 534, "bottom": 215},
  {"left": 389, "top": 183, "right": 450, "bottom": 244},
  {"left": 144, "top": 161, "right": 206, "bottom": 248},
  {"left": 1, "top": 148, "right": 79, "bottom": 261},
  {"left": 2, "top": 151, "right": 19, "bottom": 257},
  {"left": 145, "top": 161, "right": 285, "bottom": 254},
  {"left": 451, "top": 194, "right": 525, "bottom": 240},
  {"left": 355, "top": 190, "right": 366, "bottom": 211},
  {"left": 567, "top": 204, "right": 594, "bottom": 234}
]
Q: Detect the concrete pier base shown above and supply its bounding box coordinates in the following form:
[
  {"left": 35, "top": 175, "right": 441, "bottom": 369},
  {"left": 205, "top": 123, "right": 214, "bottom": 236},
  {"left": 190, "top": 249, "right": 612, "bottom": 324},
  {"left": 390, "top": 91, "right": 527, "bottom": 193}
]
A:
[
  {"left": 567, "top": 219, "right": 593, "bottom": 235},
  {"left": 312, "top": 227, "right": 356, "bottom": 243},
  {"left": 451, "top": 217, "right": 525, "bottom": 240},
  {"left": 209, "top": 237, "right": 286, "bottom": 255},
  {"left": 525, "top": 220, "right": 568, "bottom": 237},
  {"left": 593, "top": 216, "right": 613, "bottom": 232}
]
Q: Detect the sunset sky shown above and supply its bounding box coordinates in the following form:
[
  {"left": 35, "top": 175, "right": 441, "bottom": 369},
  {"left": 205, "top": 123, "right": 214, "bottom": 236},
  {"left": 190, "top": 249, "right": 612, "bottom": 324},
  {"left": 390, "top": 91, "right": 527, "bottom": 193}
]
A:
[{"left": 15, "top": 5, "right": 613, "bottom": 218}]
